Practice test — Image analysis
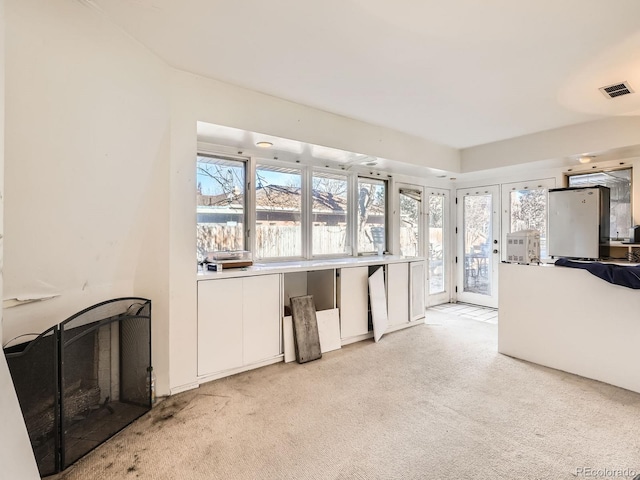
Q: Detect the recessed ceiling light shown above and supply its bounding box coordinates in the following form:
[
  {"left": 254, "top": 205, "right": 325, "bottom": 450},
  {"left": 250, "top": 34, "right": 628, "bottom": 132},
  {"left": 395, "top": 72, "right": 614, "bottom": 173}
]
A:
[
  {"left": 579, "top": 156, "right": 593, "bottom": 164},
  {"left": 256, "top": 141, "right": 273, "bottom": 148}
]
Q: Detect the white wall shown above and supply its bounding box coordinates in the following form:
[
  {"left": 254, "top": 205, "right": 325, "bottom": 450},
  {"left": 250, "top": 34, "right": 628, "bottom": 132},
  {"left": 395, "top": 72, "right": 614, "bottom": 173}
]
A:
[
  {"left": 454, "top": 154, "right": 640, "bottom": 226},
  {"left": 0, "top": 0, "right": 40, "bottom": 475},
  {"left": 3, "top": 0, "right": 172, "bottom": 392},
  {"left": 461, "top": 116, "right": 640, "bottom": 173}
]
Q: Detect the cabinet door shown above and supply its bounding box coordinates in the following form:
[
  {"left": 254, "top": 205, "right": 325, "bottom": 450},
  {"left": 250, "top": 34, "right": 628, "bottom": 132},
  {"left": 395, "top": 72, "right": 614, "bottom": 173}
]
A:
[
  {"left": 410, "top": 261, "right": 426, "bottom": 321},
  {"left": 387, "top": 262, "right": 409, "bottom": 326},
  {"left": 338, "top": 266, "right": 369, "bottom": 338},
  {"left": 197, "top": 278, "right": 244, "bottom": 376},
  {"left": 243, "top": 274, "right": 281, "bottom": 365}
]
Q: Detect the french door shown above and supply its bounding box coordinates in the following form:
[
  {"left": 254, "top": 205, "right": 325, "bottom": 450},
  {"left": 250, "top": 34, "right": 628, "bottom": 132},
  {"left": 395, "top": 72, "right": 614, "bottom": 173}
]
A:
[
  {"left": 397, "top": 185, "right": 450, "bottom": 307},
  {"left": 426, "top": 188, "right": 449, "bottom": 306},
  {"left": 456, "top": 185, "right": 500, "bottom": 308}
]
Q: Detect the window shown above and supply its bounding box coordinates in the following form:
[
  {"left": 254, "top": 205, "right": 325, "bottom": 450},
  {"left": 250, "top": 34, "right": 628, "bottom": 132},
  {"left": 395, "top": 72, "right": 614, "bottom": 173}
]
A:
[
  {"left": 255, "top": 164, "right": 302, "bottom": 258},
  {"left": 503, "top": 179, "right": 555, "bottom": 259},
  {"left": 568, "top": 168, "right": 632, "bottom": 240},
  {"left": 399, "top": 187, "right": 421, "bottom": 257},
  {"left": 357, "top": 177, "right": 387, "bottom": 254},
  {"left": 197, "top": 152, "right": 393, "bottom": 261},
  {"left": 509, "top": 188, "right": 548, "bottom": 257},
  {"left": 312, "top": 171, "right": 349, "bottom": 256},
  {"left": 196, "top": 155, "right": 246, "bottom": 262}
]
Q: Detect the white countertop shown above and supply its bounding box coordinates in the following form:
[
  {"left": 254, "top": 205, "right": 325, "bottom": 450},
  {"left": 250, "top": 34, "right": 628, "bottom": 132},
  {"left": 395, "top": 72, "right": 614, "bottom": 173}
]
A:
[
  {"left": 503, "top": 259, "right": 640, "bottom": 267},
  {"left": 197, "top": 255, "right": 424, "bottom": 280}
]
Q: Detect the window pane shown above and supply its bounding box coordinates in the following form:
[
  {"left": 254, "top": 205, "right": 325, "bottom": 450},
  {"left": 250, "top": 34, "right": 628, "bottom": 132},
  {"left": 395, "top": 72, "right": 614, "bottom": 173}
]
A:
[
  {"left": 196, "top": 155, "right": 245, "bottom": 262},
  {"left": 312, "top": 172, "right": 349, "bottom": 255},
  {"left": 255, "top": 165, "right": 302, "bottom": 258},
  {"left": 399, "top": 189, "right": 421, "bottom": 257},
  {"left": 568, "top": 169, "right": 631, "bottom": 240},
  {"left": 357, "top": 178, "right": 386, "bottom": 254},
  {"left": 509, "top": 188, "right": 548, "bottom": 257},
  {"left": 428, "top": 195, "right": 445, "bottom": 294},
  {"left": 463, "top": 194, "right": 491, "bottom": 296}
]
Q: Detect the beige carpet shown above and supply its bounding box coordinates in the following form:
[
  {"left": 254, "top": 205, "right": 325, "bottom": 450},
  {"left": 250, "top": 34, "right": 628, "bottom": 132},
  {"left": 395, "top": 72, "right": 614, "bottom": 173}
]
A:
[{"left": 51, "top": 311, "right": 640, "bottom": 479}]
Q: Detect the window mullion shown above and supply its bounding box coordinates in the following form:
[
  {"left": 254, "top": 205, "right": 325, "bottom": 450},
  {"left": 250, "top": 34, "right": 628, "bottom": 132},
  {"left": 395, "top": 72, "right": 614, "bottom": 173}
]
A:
[
  {"left": 349, "top": 173, "right": 358, "bottom": 255},
  {"left": 302, "top": 166, "right": 312, "bottom": 259},
  {"left": 247, "top": 156, "right": 257, "bottom": 256}
]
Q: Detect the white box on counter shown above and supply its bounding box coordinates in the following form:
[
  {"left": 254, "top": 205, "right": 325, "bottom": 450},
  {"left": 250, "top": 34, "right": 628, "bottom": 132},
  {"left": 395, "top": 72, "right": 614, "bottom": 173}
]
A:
[{"left": 506, "top": 230, "right": 540, "bottom": 264}]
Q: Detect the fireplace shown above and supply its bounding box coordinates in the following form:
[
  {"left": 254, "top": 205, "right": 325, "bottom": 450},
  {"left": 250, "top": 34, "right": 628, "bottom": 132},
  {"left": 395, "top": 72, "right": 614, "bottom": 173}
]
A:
[{"left": 3, "top": 297, "right": 152, "bottom": 476}]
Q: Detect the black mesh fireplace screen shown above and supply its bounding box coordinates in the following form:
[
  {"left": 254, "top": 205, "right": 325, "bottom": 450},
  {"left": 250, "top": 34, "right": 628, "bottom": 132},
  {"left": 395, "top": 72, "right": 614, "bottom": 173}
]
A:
[
  {"left": 3, "top": 326, "right": 59, "bottom": 476},
  {"left": 4, "top": 297, "right": 152, "bottom": 476}
]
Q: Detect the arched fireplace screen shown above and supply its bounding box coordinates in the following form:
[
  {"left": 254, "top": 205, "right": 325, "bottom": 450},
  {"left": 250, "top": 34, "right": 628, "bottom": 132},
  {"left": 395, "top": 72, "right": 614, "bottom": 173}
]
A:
[{"left": 4, "top": 297, "right": 152, "bottom": 476}]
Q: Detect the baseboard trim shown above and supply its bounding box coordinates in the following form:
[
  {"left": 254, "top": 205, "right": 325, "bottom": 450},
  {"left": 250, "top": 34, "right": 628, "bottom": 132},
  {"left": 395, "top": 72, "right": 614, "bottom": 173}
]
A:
[
  {"left": 169, "top": 382, "right": 199, "bottom": 395},
  {"left": 197, "top": 355, "right": 284, "bottom": 385},
  {"left": 386, "top": 318, "right": 425, "bottom": 334},
  {"left": 340, "top": 332, "right": 374, "bottom": 345}
]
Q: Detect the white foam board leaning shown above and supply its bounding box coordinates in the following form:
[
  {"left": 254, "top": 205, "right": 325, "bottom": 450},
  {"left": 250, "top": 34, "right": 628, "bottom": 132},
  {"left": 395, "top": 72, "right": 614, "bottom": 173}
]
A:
[
  {"left": 316, "top": 309, "right": 341, "bottom": 353},
  {"left": 368, "top": 267, "right": 389, "bottom": 342},
  {"left": 284, "top": 308, "right": 342, "bottom": 363}
]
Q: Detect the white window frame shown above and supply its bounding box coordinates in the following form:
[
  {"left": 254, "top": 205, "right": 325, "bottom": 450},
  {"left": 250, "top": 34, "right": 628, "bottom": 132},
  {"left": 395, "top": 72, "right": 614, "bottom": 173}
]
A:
[
  {"left": 500, "top": 178, "right": 556, "bottom": 261},
  {"left": 310, "top": 168, "right": 352, "bottom": 258},
  {"left": 196, "top": 151, "right": 251, "bottom": 261},
  {"left": 356, "top": 175, "right": 389, "bottom": 256},
  {"left": 566, "top": 167, "right": 632, "bottom": 241},
  {"left": 254, "top": 159, "right": 306, "bottom": 261},
  {"left": 396, "top": 183, "right": 424, "bottom": 258}
]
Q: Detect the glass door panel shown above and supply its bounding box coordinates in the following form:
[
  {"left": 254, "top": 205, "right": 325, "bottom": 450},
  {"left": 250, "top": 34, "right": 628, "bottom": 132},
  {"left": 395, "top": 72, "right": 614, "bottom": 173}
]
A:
[
  {"left": 502, "top": 179, "right": 555, "bottom": 260},
  {"left": 428, "top": 195, "right": 445, "bottom": 294},
  {"left": 427, "top": 188, "right": 449, "bottom": 306}
]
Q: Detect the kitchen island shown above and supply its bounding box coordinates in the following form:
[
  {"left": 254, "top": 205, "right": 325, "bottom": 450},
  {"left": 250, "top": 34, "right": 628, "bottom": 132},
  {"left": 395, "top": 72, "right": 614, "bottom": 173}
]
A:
[{"left": 499, "top": 262, "right": 640, "bottom": 394}]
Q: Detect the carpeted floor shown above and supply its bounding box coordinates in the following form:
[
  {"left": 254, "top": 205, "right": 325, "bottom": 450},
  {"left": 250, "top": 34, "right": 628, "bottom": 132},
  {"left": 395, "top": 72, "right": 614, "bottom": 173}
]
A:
[{"left": 51, "top": 310, "right": 640, "bottom": 480}]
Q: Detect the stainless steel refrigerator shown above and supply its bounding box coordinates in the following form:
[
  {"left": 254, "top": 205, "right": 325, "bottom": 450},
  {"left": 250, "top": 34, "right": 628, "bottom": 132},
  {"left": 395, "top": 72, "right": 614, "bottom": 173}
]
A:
[{"left": 548, "top": 186, "right": 610, "bottom": 259}]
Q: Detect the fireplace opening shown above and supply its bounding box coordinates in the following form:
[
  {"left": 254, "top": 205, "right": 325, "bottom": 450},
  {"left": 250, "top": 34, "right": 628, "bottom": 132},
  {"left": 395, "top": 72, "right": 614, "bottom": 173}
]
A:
[{"left": 4, "top": 297, "right": 152, "bottom": 476}]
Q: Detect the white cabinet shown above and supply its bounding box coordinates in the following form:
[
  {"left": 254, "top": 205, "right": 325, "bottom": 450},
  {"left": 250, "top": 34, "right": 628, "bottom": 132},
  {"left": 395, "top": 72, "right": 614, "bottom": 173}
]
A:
[
  {"left": 242, "top": 275, "right": 281, "bottom": 365},
  {"left": 195, "top": 259, "right": 423, "bottom": 383},
  {"left": 337, "top": 266, "right": 370, "bottom": 339},
  {"left": 197, "top": 278, "right": 243, "bottom": 375},
  {"left": 386, "top": 262, "right": 409, "bottom": 326},
  {"left": 197, "top": 274, "right": 281, "bottom": 377}
]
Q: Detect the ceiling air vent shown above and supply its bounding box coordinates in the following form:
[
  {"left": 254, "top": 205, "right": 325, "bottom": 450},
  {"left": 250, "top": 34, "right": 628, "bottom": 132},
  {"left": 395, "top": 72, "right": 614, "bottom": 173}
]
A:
[{"left": 599, "top": 81, "right": 634, "bottom": 99}]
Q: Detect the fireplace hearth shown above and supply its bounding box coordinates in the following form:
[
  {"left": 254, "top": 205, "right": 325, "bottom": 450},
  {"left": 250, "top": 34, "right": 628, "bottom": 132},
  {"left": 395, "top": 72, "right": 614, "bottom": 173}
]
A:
[{"left": 3, "top": 297, "right": 152, "bottom": 476}]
